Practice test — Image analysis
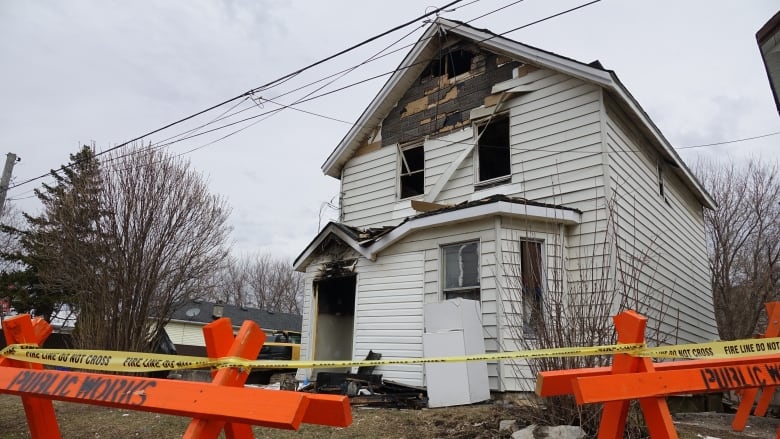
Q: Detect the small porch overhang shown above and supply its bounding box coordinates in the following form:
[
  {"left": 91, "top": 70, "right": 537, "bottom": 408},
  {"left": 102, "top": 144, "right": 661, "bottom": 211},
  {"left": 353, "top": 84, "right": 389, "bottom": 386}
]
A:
[{"left": 294, "top": 196, "right": 580, "bottom": 272}]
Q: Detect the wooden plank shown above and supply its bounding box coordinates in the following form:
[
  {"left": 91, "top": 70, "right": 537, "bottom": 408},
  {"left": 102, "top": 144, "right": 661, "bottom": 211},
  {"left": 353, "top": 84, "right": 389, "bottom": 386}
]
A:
[
  {"left": 596, "top": 311, "right": 676, "bottom": 439},
  {"left": 0, "top": 367, "right": 350, "bottom": 429},
  {"left": 183, "top": 319, "right": 266, "bottom": 439},
  {"left": 537, "top": 354, "right": 780, "bottom": 397},
  {"left": 574, "top": 362, "right": 780, "bottom": 404},
  {"left": 733, "top": 301, "right": 780, "bottom": 431}
]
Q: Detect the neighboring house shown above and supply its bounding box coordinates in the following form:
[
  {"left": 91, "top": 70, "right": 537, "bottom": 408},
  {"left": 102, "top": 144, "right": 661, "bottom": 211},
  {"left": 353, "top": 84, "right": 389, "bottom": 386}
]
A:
[
  {"left": 757, "top": 10, "right": 780, "bottom": 115},
  {"left": 294, "top": 18, "right": 717, "bottom": 391},
  {"left": 166, "top": 299, "right": 302, "bottom": 356}
]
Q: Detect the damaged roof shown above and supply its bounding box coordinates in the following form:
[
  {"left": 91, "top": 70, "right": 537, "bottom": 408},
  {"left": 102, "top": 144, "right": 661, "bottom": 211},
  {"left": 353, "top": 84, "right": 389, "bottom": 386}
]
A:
[
  {"left": 293, "top": 195, "right": 581, "bottom": 271},
  {"left": 321, "top": 17, "right": 715, "bottom": 210}
]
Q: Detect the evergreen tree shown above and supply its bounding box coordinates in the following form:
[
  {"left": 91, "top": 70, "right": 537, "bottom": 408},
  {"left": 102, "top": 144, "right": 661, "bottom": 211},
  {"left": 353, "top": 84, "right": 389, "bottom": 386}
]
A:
[{"left": 0, "top": 145, "right": 102, "bottom": 321}]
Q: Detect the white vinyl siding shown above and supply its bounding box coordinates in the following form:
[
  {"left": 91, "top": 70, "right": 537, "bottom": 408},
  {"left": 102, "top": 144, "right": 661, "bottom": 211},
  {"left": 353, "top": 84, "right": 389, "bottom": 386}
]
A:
[
  {"left": 353, "top": 252, "right": 425, "bottom": 385},
  {"left": 341, "top": 146, "right": 398, "bottom": 228},
  {"left": 604, "top": 95, "right": 716, "bottom": 343},
  {"left": 383, "top": 218, "right": 502, "bottom": 388}
]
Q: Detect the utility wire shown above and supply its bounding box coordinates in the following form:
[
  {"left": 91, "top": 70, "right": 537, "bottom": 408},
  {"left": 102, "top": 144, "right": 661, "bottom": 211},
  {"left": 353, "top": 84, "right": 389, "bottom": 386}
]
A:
[
  {"left": 675, "top": 131, "right": 780, "bottom": 150},
  {"left": 8, "top": 0, "right": 468, "bottom": 191},
  {"left": 11, "top": 0, "right": 531, "bottom": 190},
  {"left": 128, "top": 0, "right": 600, "bottom": 153}
]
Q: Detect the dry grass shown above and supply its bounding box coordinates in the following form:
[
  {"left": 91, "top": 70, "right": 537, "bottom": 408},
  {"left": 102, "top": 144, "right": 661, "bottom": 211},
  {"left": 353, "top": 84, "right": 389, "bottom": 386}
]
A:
[
  {"left": 1, "top": 394, "right": 777, "bottom": 439},
  {"left": 0, "top": 394, "right": 515, "bottom": 439}
]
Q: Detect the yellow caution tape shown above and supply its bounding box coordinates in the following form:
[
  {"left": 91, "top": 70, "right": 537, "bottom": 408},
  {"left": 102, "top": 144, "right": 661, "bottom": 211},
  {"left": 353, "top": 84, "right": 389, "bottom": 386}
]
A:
[
  {"left": 637, "top": 337, "right": 780, "bottom": 359},
  {"left": 2, "top": 337, "right": 779, "bottom": 374}
]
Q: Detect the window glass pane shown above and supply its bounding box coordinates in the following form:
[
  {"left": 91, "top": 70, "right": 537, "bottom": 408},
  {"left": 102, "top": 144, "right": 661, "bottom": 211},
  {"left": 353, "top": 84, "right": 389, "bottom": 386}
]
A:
[
  {"left": 443, "top": 242, "right": 479, "bottom": 289},
  {"left": 520, "top": 241, "right": 544, "bottom": 335}
]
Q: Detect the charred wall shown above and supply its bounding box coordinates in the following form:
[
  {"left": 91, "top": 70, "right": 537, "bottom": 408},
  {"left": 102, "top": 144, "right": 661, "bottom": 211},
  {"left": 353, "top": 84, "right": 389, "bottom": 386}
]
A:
[{"left": 381, "top": 42, "right": 521, "bottom": 146}]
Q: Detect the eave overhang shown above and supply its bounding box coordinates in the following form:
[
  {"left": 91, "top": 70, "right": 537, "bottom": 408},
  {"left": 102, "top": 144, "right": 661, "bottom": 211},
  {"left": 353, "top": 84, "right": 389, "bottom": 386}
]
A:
[{"left": 294, "top": 199, "right": 580, "bottom": 272}]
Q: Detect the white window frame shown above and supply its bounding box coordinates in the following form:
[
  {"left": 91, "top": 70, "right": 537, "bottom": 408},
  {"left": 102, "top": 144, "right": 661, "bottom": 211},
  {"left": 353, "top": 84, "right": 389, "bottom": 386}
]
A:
[
  {"left": 474, "top": 113, "right": 511, "bottom": 187},
  {"left": 519, "top": 239, "right": 545, "bottom": 338},
  {"left": 441, "top": 240, "right": 481, "bottom": 301},
  {"left": 398, "top": 142, "right": 425, "bottom": 200}
]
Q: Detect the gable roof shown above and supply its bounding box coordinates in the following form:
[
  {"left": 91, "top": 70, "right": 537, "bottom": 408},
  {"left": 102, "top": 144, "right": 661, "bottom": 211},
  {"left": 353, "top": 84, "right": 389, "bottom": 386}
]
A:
[
  {"left": 294, "top": 195, "right": 581, "bottom": 271},
  {"left": 170, "top": 299, "right": 302, "bottom": 332},
  {"left": 321, "top": 18, "right": 715, "bottom": 209}
]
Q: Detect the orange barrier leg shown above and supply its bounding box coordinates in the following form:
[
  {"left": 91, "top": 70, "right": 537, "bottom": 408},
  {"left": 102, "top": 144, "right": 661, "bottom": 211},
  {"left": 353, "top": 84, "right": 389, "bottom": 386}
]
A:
[
  {"left": 2, "top": 314, "right": 61, "bottom": 439},
  {"left": 733, "top": 301, "right": 780, "bottom": 431},
  {"left": 596, "top": 311, "right": 676, "bottom": 439},
  {"left": 183, "top": 318, "right": 265, "bottom": 439}
]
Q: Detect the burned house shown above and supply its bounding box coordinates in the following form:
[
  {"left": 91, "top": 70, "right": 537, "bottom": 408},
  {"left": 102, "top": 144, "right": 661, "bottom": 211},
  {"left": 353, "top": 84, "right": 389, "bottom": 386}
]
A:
[{"left": 294, "top": 18, "right": 717, "bottom": 391}]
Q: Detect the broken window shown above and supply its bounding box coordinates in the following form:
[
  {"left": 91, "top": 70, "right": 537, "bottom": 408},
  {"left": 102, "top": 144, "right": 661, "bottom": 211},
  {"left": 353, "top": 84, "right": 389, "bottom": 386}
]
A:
[
  {"left": 422, "top": 49, "right": 475, "bottom": 79},
  {"left": 442, "top": 241, "right": 480, "bottom": 301},
  {"left": 520, "top": 240, "right": 544, "bottom": 337},
  {"left": 399, "top": 144, "right": 424, "bottom": 199},
  {"left": 477, "top": 115, "right": 511, "bottom": 183}
]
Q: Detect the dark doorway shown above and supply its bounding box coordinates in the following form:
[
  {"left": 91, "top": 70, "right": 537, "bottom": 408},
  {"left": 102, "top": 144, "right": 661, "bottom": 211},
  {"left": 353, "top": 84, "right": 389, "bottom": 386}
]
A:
[{"left": 313, "top": 275, "right": 356, "bottom": 372}]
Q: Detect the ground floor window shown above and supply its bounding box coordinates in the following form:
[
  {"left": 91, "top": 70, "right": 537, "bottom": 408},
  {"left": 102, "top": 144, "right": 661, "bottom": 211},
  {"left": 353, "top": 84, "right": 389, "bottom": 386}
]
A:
[
  {"left": 442, "top": 241, "right": 480, "bottom": 301},
  {"left": 520, "top": 240, "right": 544, "bottom": 336}
]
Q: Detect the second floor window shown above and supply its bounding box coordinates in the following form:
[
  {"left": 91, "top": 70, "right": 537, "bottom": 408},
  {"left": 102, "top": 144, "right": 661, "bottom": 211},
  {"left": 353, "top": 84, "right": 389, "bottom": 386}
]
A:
[
  {"left": 477, "top": 115, "right": 510, "bottom": 183},
  {"left": 400, "top": 144, "right": 424, "bottom": 199},
  {"left": 442, "top": 241, "right": 480, "bottom": 301}
]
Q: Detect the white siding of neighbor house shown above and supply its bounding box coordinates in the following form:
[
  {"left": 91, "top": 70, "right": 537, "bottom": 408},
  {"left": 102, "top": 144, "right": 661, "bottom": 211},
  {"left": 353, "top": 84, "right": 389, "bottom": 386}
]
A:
[
  {"left": 353, "top": 251, "right": 425, "bottom": 386},
  {"left": 603, "top": 95, "right": 717, "bottom": 343},
  {"left": 165, "top": 321, "right": 206, "bottom": 347}
]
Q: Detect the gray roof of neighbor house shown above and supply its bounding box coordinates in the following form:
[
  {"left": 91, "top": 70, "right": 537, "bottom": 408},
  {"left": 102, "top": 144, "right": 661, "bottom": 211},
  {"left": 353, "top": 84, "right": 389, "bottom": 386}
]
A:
[{"left": 170, "top": 299, "right": 302, "bottom": 332}]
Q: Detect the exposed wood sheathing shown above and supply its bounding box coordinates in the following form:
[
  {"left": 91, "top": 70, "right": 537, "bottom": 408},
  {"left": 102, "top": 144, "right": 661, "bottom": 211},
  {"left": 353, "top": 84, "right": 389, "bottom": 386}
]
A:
[{"left": 381, "top": 42, "right": 520, "bottom": 146}]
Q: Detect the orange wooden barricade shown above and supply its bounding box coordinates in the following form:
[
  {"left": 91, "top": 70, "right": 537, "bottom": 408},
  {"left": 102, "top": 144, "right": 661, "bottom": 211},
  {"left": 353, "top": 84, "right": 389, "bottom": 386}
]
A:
[
  {"left": 732, "top": 301, "right": 780, "bottom": 432},
  {"left": 0, "top": 314, "right": 352, "bottom": 438},
  {"left": 536, "top": 307, "right": 780, "bottom": 438}
]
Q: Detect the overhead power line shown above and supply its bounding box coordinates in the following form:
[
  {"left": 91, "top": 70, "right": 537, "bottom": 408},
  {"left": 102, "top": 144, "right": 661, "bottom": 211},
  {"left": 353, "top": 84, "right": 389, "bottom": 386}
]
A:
[
  {"left": 8, "top": 0, "right": 468, "bottom": 191},
  {"left": 675, "top": 131, "right": 780, "bottom": 150}
]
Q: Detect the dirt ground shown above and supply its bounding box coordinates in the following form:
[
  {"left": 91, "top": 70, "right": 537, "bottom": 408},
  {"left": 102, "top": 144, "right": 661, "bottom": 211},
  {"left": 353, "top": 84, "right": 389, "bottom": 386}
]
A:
[{"left": 0, "top": 394, "right": 778, "bottom": 438}]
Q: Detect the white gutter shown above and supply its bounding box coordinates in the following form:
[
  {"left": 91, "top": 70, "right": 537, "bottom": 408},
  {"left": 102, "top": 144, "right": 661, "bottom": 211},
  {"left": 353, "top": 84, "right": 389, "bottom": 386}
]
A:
[{"left": 366, "top": 200, "right": 580, "bottom": 259}]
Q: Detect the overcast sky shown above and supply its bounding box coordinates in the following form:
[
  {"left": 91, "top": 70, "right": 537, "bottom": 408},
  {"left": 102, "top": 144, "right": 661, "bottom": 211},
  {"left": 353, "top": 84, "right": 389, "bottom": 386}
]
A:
[{"left": 2, "top": 0, "right": 778, "bottom": 260}]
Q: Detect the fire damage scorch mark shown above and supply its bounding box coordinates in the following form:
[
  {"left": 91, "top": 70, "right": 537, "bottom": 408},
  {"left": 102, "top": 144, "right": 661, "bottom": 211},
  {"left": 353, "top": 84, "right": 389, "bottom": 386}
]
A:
[{"left": 6, "top": 370, "right": 156, "bottom": 405}]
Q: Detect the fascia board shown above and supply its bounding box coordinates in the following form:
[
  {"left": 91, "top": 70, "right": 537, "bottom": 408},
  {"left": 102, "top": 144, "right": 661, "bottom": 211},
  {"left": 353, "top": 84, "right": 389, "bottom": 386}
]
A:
[
  {"left": 321, "top": 25, "right": 441, "bottom": 179},
  {"left": 436, "top": 18, "right": 613, "bottom": 86},
  {"left": 293, "top": 225, "right": 372, "bottom": 272},
  {"left": 368, "top": 201, "right": 580, "bottom": 258}
]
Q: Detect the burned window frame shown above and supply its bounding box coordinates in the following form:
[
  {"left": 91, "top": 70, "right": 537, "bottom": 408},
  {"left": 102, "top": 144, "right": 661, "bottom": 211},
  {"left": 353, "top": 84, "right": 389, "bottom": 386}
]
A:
[
  {"left": 475, "top": 114, "right": 511, "bottom": 185},
  {"left": 519, "top": 240, "right": 545, "bottom": 338},
  {"left": 398, "top": 142, "right": 425, "bottom": 199},
  {"left": 441, "top": 241, "right": 481, "bottom": 301},
  {"left": 422, "top": 49, "right": 475, "bottom": 80}
]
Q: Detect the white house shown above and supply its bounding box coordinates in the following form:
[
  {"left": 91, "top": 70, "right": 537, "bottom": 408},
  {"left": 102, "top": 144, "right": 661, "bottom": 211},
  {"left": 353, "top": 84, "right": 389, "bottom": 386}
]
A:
[{"left": 293, "top": 18, "right": 717, "bottom": 391}]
